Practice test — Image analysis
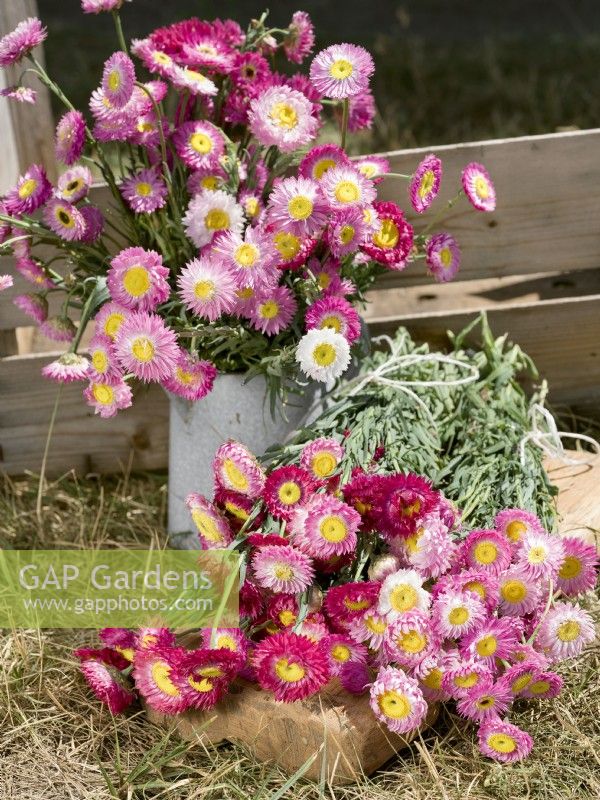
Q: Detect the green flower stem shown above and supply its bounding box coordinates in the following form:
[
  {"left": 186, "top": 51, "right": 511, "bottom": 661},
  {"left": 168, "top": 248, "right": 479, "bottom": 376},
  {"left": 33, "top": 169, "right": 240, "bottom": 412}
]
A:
[
  {"left": 380, "top": 172, "right": 412, "bottom": 180},
  {"left": 340, "top": 98, "right": 349, "bottom": 150},
  {"left": 36, "top": 384, "right": 63, "bottom": 525},
  {"left": 421, "top": 190, "right": 463, "bottom": 235},
  {"left": 112, "top": 10, "right": 129, "bottom": 54}
]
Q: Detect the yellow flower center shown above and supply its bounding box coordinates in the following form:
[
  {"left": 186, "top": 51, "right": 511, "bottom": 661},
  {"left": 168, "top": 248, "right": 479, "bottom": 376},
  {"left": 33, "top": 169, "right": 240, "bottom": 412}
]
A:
[
  {"left": 190, "top": 132, "right": 213, "bottom": 154},
  {"left": 185, "top": 69, "right": 209, "bottom": 85},
  {"left": 273, "top": 231, "right": 301, "bottom": 260},
  {"left": 270, "top": 102, "right": 298, "bottom": 129},
  {"left": 131, "top": 336, "right": 155, "bottom": 362},
  {"left": 511, "top": 673, "right": 533, "bottom": 693},
  {"left": 528, "top": 680, "right": 550, "bottom": 695},
  {"left": 339, "top": 224, "right": 356, "bottom": 244},
  {"left": 359, "top": 163, "right": 377, "bottom": 178},
  {"left": 464, "top": 579, "right": 486, "bottom": 600},
  {"left": 191, "top": 509, "right": 223, "bottom": 543},
  {"left": 440, "top": 247, "right": 453, "bottom": 268},
  {"left": 330, "top": 58, "right": 353, "bottom": 80},
  {"left": 107, "top": 70, "right": 121, "bottom": 92},
  {"left": 365, "top": 615, "right": 386, "bottom": 634},
  {"left": 319, "top": 515, "right": 348, "bottom": 543},
  {"left": 103, "top": 311, "right": 125, "bottom": 339},
  {"left": 559, "top": 556, "right": 582, "bottom": 579},
  {"left": 151, "top": 661, "right": 180, "bottom": 696},
  {"left": 237, "top": 287, "right": 254, "bottom": 300},
  {"left": 277, "top": 481, "right": 302, "bottom": 505},
  {"left": 311, "top": 451, "right": 337, "bottom": 478},
  {"left": 224, "top": 501, "right": 248, "bottom": 521},
  {"left": 405, "top": 529, "right": 423, "bottom": 554},
  {"left": 398, "top": 630, "right": 427, "bottom": 654},
  {"left": 18, "top": 178, "right": 38, "bottom": 199},
  {"left": 504, "top": 521, "right": 525, "bottom": 542},
  {"left": 378, "top": 690, "right": 410, "bottom": 720},
  {"left": 317, "top": 272, "right": 331, "bottom": 289},
  {"left": 418, "top": 169, "right": 435, "bottom": 199},
  {"left": 334, "top": 180, "right": 360, "bottom": 204},
  {"left": 275, "top": 658, "right": 305, "bottom": 682},
  {"left": 122, "top": 265, "right": 150, "bottom": 297},
  {"left": 230, "top": 244, "right": 257, "bottom": 270},
  {"left": 288, "top": 195, "right": 313, "bottom": 220},
  {"left": 312, "top": 342, "right": 337, "bottom": 367},
  {"left": 476, "top": 635, "right": 498, "bottom": 657},
  {"left": 92, "top": 383, "right": 115, "bottom": 405},
  {"left": 188, "top": 676, "right": 214, "bottom": 693},
  {"left": 216, "top": 634, "right": 237, "bottom": 650},
  {"left": 56, "top": 208, "right": 75, "bottom": 228},
  {"left": 473, "top": 541, "right": 498, "bottom": 565},
  {"left": 201, "top": 176, "right": 219, "bottom": 191},
  {"left": 344, "top": 598, "right": 370, "bottom": 611},
  {"left": 138, "top": 121, "right": 156, "bottom": 134},
  {"left": 222, "top": 458, "right": 249, "bottom": 491},
  {"left": 64, "top": 178, "right": 84, "bottom": 197},
  {"left": 331, "top": 644, "right": 351, "bottom": 662},
  {"left": 205, "top": 209, "right": 229, "bottom": 230},
  {"left": 314, "top": 158, "right": 336, "bottom": 179},
  {"left": 476, "top": 695, "right": 496, "bottom": 709},
  {"left": 389, "top": 584, "right": 418, "bottom": 613},
  {"left": 454, "top": 672, "right": 479, "bottom": 689},
  {"left": 91, "top": 350, "right": 108, "bottom": 374},
  {"left": 373, "top": 219, "right": 399, "bottom": 249},
  {"left": 448, "top": 606, "right": 469, "bottom": 626},
  {"left": 320, "top": 314, "right": 342, "bottom": 333},
  {"left": 527, "top": 545, "right": 547, "bottom": 564},
  {"left": 176, "top": 368, "right": 196, "bottom": 386},
  {"left": 136, "top": 182, "right": 152, "bottom": 197},
  {"left": 474, "top": 176, "right": 490, "bottom": 199},
  {"left": 259, "top": 300, "right": 279, "bottom": 320},
  {"left": 279, "top": 610, "right": 296, "bottom": 627},
  {"left": 557, "top": 620, "right": 581, "bottom": 642},
  {"left": 274, "top": 563, "right": 294, "bottom": 581},
  {"left": 423, "top": 668, "right": 443, "bottom": 690},
  {"left": 501, "top": 579, "right": 527, "bottom": 604},
  {"left": 194, "top": 279, "right": 215, "bottom": 300},
  {"left": 245, "top": 197, "right": 259, "bottom": 217},
  {"left": 487, "top": 733, "right": 516, "bottom": 754},
  {"left": 116, "top": 646, "right": 135, "bottom": 662}
]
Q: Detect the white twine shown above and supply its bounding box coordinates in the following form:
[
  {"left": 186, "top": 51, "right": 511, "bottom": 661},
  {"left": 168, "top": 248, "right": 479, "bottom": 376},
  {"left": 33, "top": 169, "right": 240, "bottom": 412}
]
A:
[{"left": 519, "top": 403, "right": 600, "bottom": 466}]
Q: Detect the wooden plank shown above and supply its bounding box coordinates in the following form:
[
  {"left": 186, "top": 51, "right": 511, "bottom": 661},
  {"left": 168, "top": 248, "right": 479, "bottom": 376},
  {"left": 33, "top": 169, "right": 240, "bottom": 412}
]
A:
[
  {"left": 0, "top": 351, "right": 168, "bottom": 475},
  {"left": 549, "top": 452, "right": 600, "bottom": 547},
  {"left": 367, "top": 294, "right": 600, "bottom": 406},
  {"left": 375, "top": 128, "right": 600, "bottom": 287}
]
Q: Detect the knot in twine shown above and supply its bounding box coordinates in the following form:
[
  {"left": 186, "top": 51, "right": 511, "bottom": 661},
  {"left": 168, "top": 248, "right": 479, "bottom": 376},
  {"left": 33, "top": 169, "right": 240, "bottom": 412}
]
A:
[{"left": 519, "top": 403, "right": 600, "bottom": 467}]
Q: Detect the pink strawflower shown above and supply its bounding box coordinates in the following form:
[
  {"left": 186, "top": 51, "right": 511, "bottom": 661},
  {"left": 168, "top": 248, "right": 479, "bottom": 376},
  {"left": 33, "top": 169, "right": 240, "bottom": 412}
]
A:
[
  {"left": 174, "top": 648, "right": 238, "bottom": 711},
  {"left": 435, "top": 568, "right": 500, "bottom": 614},
  {"left": 266, "top": 177, "right": 327, "bottom": 238},
  {"left": 414, "top": 653, "right": 454, "bottom": 702},
  {"left": 88, "top": 333, "right": 120, "bottom": 379},
  {"left": 55, "top": 110, "right": 86, "bottom": 165},
  {"left": 201, "top": 628, "right": 248, "bottom": 662},
  {"left": 173, "top": 120, "right": 225, "bottom": 171},
  {"left": 43, "top": 199, "right": 85, "bottom": 241},
  {"left": 497, "top": 662, "right": 542, "bottom": 698},
  {"left": 308, "top": 259, "right": 353, "bottom": 297},
  {"left": 239, "top": 580, "right": 265, "bottom": 621},
  {"left": 508, "top": 642, "right": 549, "bottom": 670},
  {"left": 41, "top": 353, "right": 89, "bottom": 383},
  {"left": 13, "top": 292, "right": 48, "bottom": 323},
  {"left": 460, "top": 617, "right": 521, "bottom": 666},
  {"left": 177, "top": 255, "right": 237, "bottom": 321},
  {"left": 299, "top": 144, "right": 351, "bottom": 182},
  {"left": 409, "top": 154, "right": 442, "bottom": 213},
  {"left": 402, "top": 516, "right": 459, "bottom": 578},
  {"left": 442, "top": 658, "right": 493, "bottom": 699},
  {"left": 432, "top": 589, "right": 487, "bottom": 639},
  {"left": 102, "top": 51, "right": 135, "bottom": 109},
  {"left": 171, "top": 66, "right": 217, "bottom": 97},
  {"left": 370, "top": 666, "right": 428, "bottom": 735},
  {"left": 161, "top": 350, "right": 217, "bottom": 401},
  {"left": 520, "top": 670, "right": 564, "bottom": 700},
  {"left": 284, "top": 11, "right": 315, "bottom": 64},
  {"left": 114, "top": 311, "right": 179, "bottom": 382},
  {"left": 325, "top": 207, "right": 368, "bottom": 258},
  {"left": 4, "top": 165, "right": 52, "bottom": 215},
  {"left": 457, "top": 677, "right": 512, "bottom": 723},
  {"left": 212, "top": 226, "right": 278, "bottom": 289},
  {"left": 249, "top": 85, "right": 318, "bottom": 152},
  {"left": 462, "top": 162, "right": 496, "bottom": 212},
  {"left": 94, "top": 301, "right": 128, "bottom": 341},
  {"left": 80, "top": 205, "right": 104, "bottom": 243},
  {"left": 252, "top": 544, "right": 314, "bottom": 595},
  {"left": 497, "top": 567, "right": 541, "bottom": 616},
  {"left": 515, "top": 530, "right": 565, "bottom": 580},
  {"left": 40, "top": 315, "right": 76, "bottom": 343},
  {"left": 355, "top": 155, "right": 389, "bottom": 183},
  {"left": 108, "top": 247, "right": 170, "bottom": 312},
  {"left": 253, "top": 631, "right": 330, "bottom": 702},
  {"left": 347, "top": 88, "right": 376, "bottom": 131},
  {"left": 271, "top": 229, "right": 317, "bottom": 271},
  {"left": 133, "top": 646, "right": 189, "bottom": 714},
  {"left": 266, "top": 594, "right": 299, "bottom": 630},
  {"left": 120, "top": 168, "right": 167, "bottom": 214},
  {"left": 320, "top": 165, "right": 376, "bottom": 210},
  {"left": 249, "top": 285, "right": 297, "bottom": 336},
  {"left": 183, "top": 189, "right": 244, "bottom": 249},
  {"left": 291, "top": 494, "right": 360, "bottom": 558},
  {"left": 305, "top": 295, "right": 361, "bottom": 344},
  {"left": 213, "top": 440, "right": 265, "bottom": 498},
  {"left": 56, "top": 166, "right": 93, "bottom": 203},
  {"left": 186, "top": 493, "right": 233, "bottom": 548},
  {"left": 375, "top": 474, "right": 437, "bottom": 539},
  {"left": 318, "top": 634, "right": 367, "bottom": 677},
  {"left": 555, "top": 536, "right": 598, "bottom": 596},
  {"left": 536, "top": 601, "right": 595, "bottom": 662},
  {"left": 494, "top": 508, "right": 544, "bottom": 547},
  {"left": 136, "top": 627, "right": 176, "bottom": 651},
  {"left": 78, "top": 653, "right": 135, "bottom": 714},
  {"left": 0, "top": 85, "right": 36, "bottom": 103},
  {"left": 263, "top": 465, "right": 316, "bottom": 520},
  {"left": 461, "top": 529, "right": 512, "bottom": 574},
  {"left": 324, "top": 581, "right": 380, "bottom": 629},
  {"left": 362, "top": 201, "right": 414, "bottom": 270},
  {"left": 426, "top": 233, "right": 461, "bottom": 282},
  {"left": 300, "top": 437, "right": 344, "bottom": 480},
  {"left": 84, "top": 375, "right": 132, "bottom": 418},
  {"left": 182, "top": 36, "right": 235, "bottom": 72},
  {"left": 310, "top": 43, "right": 374, "bottom": 99},
  {"left": 383, "top": 610, "right": 437, "bottom": 668},
  {"left": 0, "top": 17, "right": 46, "bottom": 66},
  {"left": 0, "top": 274, "right": 13, "bottom": 292},
  {"left": 98, "top": 628, "right": 136, "bottom": 661},
  {"left": 478, "top": 720, "right": 533, "bottom": 763},
  {"left": 81, "top": 0, "right": 123, "bottom": 11}
]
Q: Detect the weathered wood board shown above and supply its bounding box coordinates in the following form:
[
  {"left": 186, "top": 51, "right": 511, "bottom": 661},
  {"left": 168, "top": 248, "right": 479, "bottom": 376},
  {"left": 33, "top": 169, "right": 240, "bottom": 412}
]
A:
[{"left": 548, "top": 452, "right": 600, "bottom": 547}]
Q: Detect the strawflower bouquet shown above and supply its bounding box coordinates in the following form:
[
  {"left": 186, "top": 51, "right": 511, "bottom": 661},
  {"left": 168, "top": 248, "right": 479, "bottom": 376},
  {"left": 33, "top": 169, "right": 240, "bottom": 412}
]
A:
[
  {"left": 0, "top": 3, "right": 497, "bottom": 413},
  {"left": 78, "top": 436, "right": 597, "bottom": 764}
]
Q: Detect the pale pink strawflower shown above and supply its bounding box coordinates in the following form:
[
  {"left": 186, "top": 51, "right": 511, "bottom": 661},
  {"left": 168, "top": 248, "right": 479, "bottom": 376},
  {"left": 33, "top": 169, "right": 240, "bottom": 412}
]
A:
[
  {"left": 252, "top": 544, "right": 314, "bottom": 595},
  {"left": 212, "top": 226, "right": 278, "bottom": 289},
  {"left": 348, "top": 609, "right": 389, "bottom": 650},
  {"left": 81, "top": 0, "right": 123, "bottom": 11},
  {"left": 43, "top": 199, "right": 86, "bottom": 241},
  {"left": 0, "top": 85, "right": 36, "bottom": 103},
  {"left": 370, "top": 666, "right": 428, "bottom": 735},
  {"left": 108, "top": 247, "right": 170, "bottom": 312},
  {"left": 300, "top": 437, "right": 344, "bottom": 480},
  {"left": 442, "top": 658, "right": 493, "bottom": 699},
  {"left": 41, "top": 353, "right": 89, "bottom": 383},
  {"left": 310, "top": 43, "right": 374, "bottom": 99},
  {"left": 497, "top": 567, "right": 541, "bottom": 616},
  {"left": 114, "top": 311, "right": 179, "bottom": 382},
  {"left": 182, "top": 37, "right": 235, "bottom": 72},
  {"left": 249, "top": 285, "right": 297, "bottom": 336},
  {"left": 183, "top": 189, "right": 244, "bottom": 249},
  {"left": 94, "top": 302, "right": 128, "bottom": 341},
  {"left": 383, "top": 610, "right": 437, "bottom": 668},
  {"left": 0, "top": 274, "right": 13, "bottom": 292},
  {"left": 13, "top": 292, "right": 48, "bottom": 323},
  {"left": 461, "top": 528, "right": 512, "bottom": 574},
  {"left": 266, "top": 176, "right": 328, "bottom": 238},
  {"left": 494, "top": 508, "right": 544, "bottom": 547},
  {"left": 88, "top": 333, "right": 120, "bottom": 379},
  {"left": 435, "top": 568, "right": 500, "bottom": 614},
  {"left": 213, "top": 440, "right": 265, "bottom": 498},
  {"left": 5, "top": 165, "right": 52, "bottom": 215},
  {"left": 84, "top": 375, "right": 133, "bottom": 418},
  {"left": 496, "top": 662, "right": 542, "bottom": 698},
  {"left": 0, "top": 17, "right": 46, "bottom": 66},
  {"left": 284, "top": 11, "right": 315, "bottom": 64},
  {"left": 185, "top": 494, "right": 233, "bottom": 549},
  {"left": 305, "top": 295, "right": 362, "bottom": 343},
  {"left": 520, "top": 670, "right": 564, "bottom": 700},
  {"left": 536, "top": 601, "right": 595, "bottom": 662},
  {"left": 120, "top": 168, "right": 168, "bottom": 214},
  {"left": 177, "top": 255, "right": 238, "bottom": 322},
  {"left": 478, "top": 719, "right": 533, "bottom": 763},
  {"left": 460, "top": 617, "right": 521, "bottom": 666},
  {"left": 102, "top": 51, "right": 135, "bottom": 109},
  {"left": 318, "top": 634, "right": 367, "bottom": 677},
  {"left": 55, "top": 111, "right": 86, "bottom": 165},
  {"left": 402, "top": 517, "right": 459, "bottom": 579},
  {"left": 248, "top": 85, "right": 318, "bottom": 152},
  {"left": 426, "top": 233, "right": 461, "bottom": 282},
  {"left": 516, "top": 529, "right": 565, "bottom": 580},
  {"left": 253, "top": 631, "right": 330, "bottom": 702},
  {"left": 56, "top": 165, "right": 93, "bottom": 203},
  {"left": 320, "top": 165, "right": 376, "bottom": 210},
  {"left": 171, "top": 66, "right": 217, "bottom": 97},
  {"left": 457, "top": 677, "right": 512, "bottom": 723},
  {"left": 555, "top": 536, "right": 598, "bottom": 596},
  {"left": 432, "top": 589, "right": 486, "bottom": 639},
  {"left": 355, "top": 155, "right": 389, "bottom": 183},
  {"left": 409, "top": 154, "right": 442, "bottom": 213},
  {"left": 40, "top": 315, "right": 77, "bottom": 343},
  {"left": 462, "top": 162, "right": 496, "bottom": 212},
  {"left": 173, "top": 120, "right": 225, "bottom": 171},
  {"left": 161, "top": 350, "right": 217, "bottom": 402},
  {"left": 299, "top": 144, "right": 351, "bottom": 182},
  {"left": 291, "top": 494, "right": 360, "bottom": 559}
]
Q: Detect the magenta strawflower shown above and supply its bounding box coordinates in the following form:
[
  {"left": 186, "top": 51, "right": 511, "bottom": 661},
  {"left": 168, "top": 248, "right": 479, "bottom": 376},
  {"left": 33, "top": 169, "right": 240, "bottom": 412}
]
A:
[
  {"left": 173, "top": 120, "right": 225, "bottom": 171},
  {"left": 426, "top": 233, "right": 461, "bottom": 282},
  {"left": 43, "top": 199, "right": 86, "bottom": 241},
  {"left": 213, "top": 440, "right": 265, "bottom": 498},
  {"left": 497, "top": 567, "right": 541, "bottom": 616},
  {"left": 376, "top": 474, "right": 437, "bottom": 539},
  {"left": 266, "top": 594, "right": 299, "bottom": 630},
  {"left": 80, "top": 205, "right": 104, "bottom": 243},
  {"left": 461, "top": 529, "right": 512, "bottom": 574},
  {"left": 78, "top": 651, "right": 135, "bottom": 714},
  {"left": 324, "top": 581, "right": 379, "bottom": 629},
  {"left": 460, "top": 617, "right": 521, "bottom": 666},
  {"left": 0, "top": 17, "right": 46, "bottom": 66},
  {"left": 478, "top": 719, "right": 533, "bottom": 763},
  {"left": 182, "top": 37, "right": 235, "bottom": 72},
  {"left": 41, "top": 353, "right": 89, "bottom": 383},
  {"left": 174, "top": 648, "right": 237, "bottom": 710},
  {"left": 130, "top": 39, "right": 177, "bottom": 79},
  {"left": 299, "top": 144, "right": 351, "bottom": 182},
  {"left": 252, "top": 544, "right": 314, "bottom": 595},
  {"left": 515, "top": 530, "right": 565, "bottom": 580},
  {"left": 133, "top": 646, "right": 189, "bottom": 714},
  {"left": 161, "top": 350, "right": 217, "bottom": 401},
  {"left": 284, "top": 11, "right": 315, "bottom": 64},
  {"left": 383, "top": 610, "right": 437, "bottom": 668},
  {"left": 305, "top": 295, "right": 362, "bottom": 344},
  {"left": 536, "top": 601, "right": 595, "bottom": 662},
  {"left": 355, "top": 155, "right": 389, "bottom": 183},
  {"left": 40, "top": 315, "right": 77, "bottom": 343},
  {"left": 120, "top": 168, "right": 168, "bottom": 214},
  {"left": 520, "top": 670, "right": 564, "bottom": 700},
  {"left": 84, "top": 375, "right": 133, "bottom": 418},
  {"left": 362, "top": 201, "right": 414, "bottom": 270},
  {"left": 177, "top": 255, "right": 238, "bottom": 322},
  {"left": 102, "top": 51, "right": 136, "bottom": 109},
  {"left": 266, "top": 176, "right": 327, "bottom": 237},
  {"left": 291, "top": 494, "right": 360, "bottom": 558},
  {"left": 325, "top": 207, "right": 368, "bottom": 258},
  {"left": 442, "top": 658, "right": 493, "bottom": 699},
  {"left": 555, "top": 536, "right": 598, "bottom": 596},
  {"left": 271, "top": 228, "right": 317, "bottom": 271},
  {"left": 114, "top": 311, "right": 179, "bottom": 382},
  {"left": 185, "top": 493, "right": 233, "bottom": 548},
  {"left": 263, "top": 465, "right": 316, "bottom": 520},
  {"left": 55, "top": 110, "right": 86, "bottom": 165},
  {"left": 108, "top": 247, "right": 170, "bottom": 312},
  {"left": 310, "top": 43, "right": 374, "bottom": 99},
  {"left": 494, "top": 508, "right": 544, "bottom": 547},
  {"left": 370, "top": 666, "right": 427, "bottom": 734},
  {"left": 249, "top": 285, "right": 297, "bottom": 336},
  {"left": 212, "top": 226, "right": 278, "bottom": 289},
  {"left": 136, "top": 627, "right": 176, "bottom": 651},
  {"left": 56, "top": 166, "right": 93, "bottom": 203},
  {"left": 319, "top": 634, "right": 367, "bottom": 677},
  {"left": 253, "top": 631, "right": 330, "bottom": 702},
  {"left": 13, "top": 293, "right": 48, "bottom": 324},
  {"left": 462, "top": 162, "right": 496, "bottom": 212},
  {"left": 432, "top": 589, "right": 487, "bottom": 639},
  {"left": 201, "top": 628, "right": 248, "bottom": 662},
  {"left": 249, "top": 85, "right": 318, "bottom": 152},
  {"left": 347, "top": 89, "right": 376, "bottom": 132},
  {"left": 300, "top": 437, "right": 344, "bottom": 481},
  {"left": 0, "top": 85, "right": 36, "bottom": 103},
  {"left": 409, "top": 154, "right": 442, "bottom": 213},
  {"left": 4, "top": 165, "right": 52, "bottom": 216}
]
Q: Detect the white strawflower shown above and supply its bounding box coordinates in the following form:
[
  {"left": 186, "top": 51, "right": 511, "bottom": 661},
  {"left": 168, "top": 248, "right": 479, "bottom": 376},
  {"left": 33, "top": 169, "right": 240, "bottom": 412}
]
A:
[
  {"left": 378, "top": 568, "right": 431, "bottom": 618},
  {"left": 183, "top": 188, "right": 244, "bottom": 249},
  {"left": 295, "top": 328, "right": 351, "bottom": 382}
]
